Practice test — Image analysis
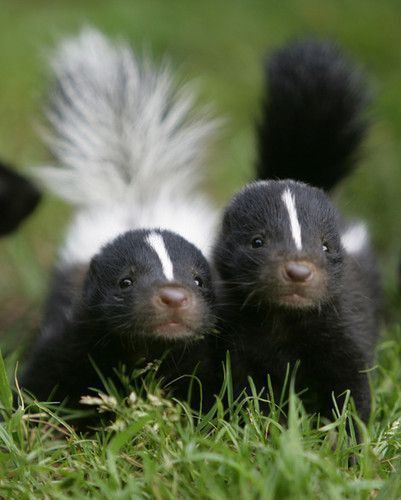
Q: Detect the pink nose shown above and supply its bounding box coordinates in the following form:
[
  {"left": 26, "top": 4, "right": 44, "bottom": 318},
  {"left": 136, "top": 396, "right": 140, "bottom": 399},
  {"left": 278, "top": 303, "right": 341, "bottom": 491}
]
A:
[
  {"left": 284, "top": 261, "right": 314, "bottom": 283},
  {"left": 156, "top": 286, "right": 189, "bottom": 309}
]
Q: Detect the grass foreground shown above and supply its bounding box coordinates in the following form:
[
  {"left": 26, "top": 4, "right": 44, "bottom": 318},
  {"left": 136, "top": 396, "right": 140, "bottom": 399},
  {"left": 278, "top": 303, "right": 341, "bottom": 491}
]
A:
[
  {"left": 1, "top": 325, "right": 401, "bottom": 499},
  {"left": 2, "top": 1, "right": 401, "bottom": 498}
]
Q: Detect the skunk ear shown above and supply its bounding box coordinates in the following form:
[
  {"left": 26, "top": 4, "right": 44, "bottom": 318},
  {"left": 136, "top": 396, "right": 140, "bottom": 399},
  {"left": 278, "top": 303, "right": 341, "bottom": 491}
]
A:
[
  {"left": 221, "top": 210, "right": 233, "bottom": 235},
  {"left": 82, "top": 257, "right": 101, "bottom": 303},
  {"left": 0, "top": 161, "right": 41, "bottom": 236},
  {"left": 87, "top": 256, "right": 100, "bottom": 279}
]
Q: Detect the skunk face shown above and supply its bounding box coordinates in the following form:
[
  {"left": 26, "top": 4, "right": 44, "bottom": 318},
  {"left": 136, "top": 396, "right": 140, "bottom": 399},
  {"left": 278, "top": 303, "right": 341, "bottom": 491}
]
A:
[
  {"left": 83, "top": 229, "right": 215, "bottom": 341},
  {"left": 215, "top": 180, "right": 344, "bottom": 310}
]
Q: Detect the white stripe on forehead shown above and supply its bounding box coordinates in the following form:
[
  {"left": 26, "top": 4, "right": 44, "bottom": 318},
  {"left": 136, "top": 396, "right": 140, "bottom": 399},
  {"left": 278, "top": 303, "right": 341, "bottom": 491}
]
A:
[
  {"left": 145, "top": 232, "right": 174, "bottom": 280},
  {"left": 281, "top": 188, "right": 302, "bottom": 250}
]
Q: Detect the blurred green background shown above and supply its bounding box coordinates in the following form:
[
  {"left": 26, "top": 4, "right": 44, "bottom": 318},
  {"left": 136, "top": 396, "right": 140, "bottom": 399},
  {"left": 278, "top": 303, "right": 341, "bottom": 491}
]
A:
[{"left": 1, "top": 0, "right": 401, "bottom": 350}]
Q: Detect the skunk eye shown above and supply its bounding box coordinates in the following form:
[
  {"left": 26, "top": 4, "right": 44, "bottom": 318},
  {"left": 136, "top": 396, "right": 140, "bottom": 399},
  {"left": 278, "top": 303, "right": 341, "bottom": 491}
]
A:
[
  {"left": 322, "top": 243, "right": 329, "bottom": 253},
  {"left": 194, "top": 276, "right": 203, "bottom": 287},
  {"left": 251, "top": 237, "right": 264, "bottom": 249},
  {"left": 119, "top": 277, "right": 133, "bottom": 289}
]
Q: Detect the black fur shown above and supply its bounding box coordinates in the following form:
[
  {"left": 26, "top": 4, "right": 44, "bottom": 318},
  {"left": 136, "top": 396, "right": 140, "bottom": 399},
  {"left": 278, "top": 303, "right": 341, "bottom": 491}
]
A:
[
  {"left": 214, "top": 180, "right": 380, "bottom": 423},
  {"left": 212, "top": 40, "right": 379, "bottom": 424},
  {"left": 0, "top": 161, "right": 41, "bottom": 236},
  {"left": 20, "top": 229, "right": 217, "bottom": 411},
  {"left": 256, "top": 39, "right": 369, "bottom": 191}
]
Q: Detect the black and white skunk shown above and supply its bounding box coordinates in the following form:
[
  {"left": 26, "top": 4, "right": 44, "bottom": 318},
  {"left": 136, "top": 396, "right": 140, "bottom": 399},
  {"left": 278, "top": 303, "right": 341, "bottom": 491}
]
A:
[
  {"left": 20, "top": 28, "right": 219, "bottom": 409},
  {"left": 213, "top": 40, "right": 380, "bottom": 424},
  {"left": 0, "top": 160, "right": 41, "bottom": 236}
]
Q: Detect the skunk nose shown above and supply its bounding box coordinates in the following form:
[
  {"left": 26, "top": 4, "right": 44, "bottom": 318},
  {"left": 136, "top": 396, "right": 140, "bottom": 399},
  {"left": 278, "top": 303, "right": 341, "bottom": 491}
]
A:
[
  {"left": 283, "top": 261, "right": 314, "bottom": 283},
  {"left": 156, "top": 286, "right": 189, "bottom": 309}
]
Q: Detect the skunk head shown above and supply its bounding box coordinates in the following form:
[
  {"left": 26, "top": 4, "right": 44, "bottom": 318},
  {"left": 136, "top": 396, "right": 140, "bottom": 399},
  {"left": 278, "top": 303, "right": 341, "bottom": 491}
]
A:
[
  {"left": 214, "top": 180, "right": 344, "bottom": 310},
  {"left": 82, "top": 229, "right": 215, "bottom": 342}
]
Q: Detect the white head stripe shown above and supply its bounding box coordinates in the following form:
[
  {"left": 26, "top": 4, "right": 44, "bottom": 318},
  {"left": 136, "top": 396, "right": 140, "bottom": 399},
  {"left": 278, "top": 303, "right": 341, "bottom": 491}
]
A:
[
  {"left": 281, "top": 189, "right": 302, "bottom": 250},
  {"left": 341, "top": 224, "right": 368, "bottom": 254},
  {"left": 145, "top": 232, "right": 174, "bottom": 280}
]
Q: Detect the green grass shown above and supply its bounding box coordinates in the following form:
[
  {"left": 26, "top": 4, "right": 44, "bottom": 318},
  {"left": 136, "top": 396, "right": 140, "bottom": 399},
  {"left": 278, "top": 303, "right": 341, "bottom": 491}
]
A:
[
  {"left": 1, "top": 329, "right": 401, "bottom": 499},
  {"left": 2, "top": 0, "right": 401, "bottom": 497}
]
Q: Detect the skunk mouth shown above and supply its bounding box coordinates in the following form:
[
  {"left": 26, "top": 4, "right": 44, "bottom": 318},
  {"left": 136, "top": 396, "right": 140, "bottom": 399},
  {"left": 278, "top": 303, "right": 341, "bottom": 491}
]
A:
[
  {"left": 277, "top": 293, "right": 315, "bottom": 308},
  {"left": 151, "top": 320, "right": 199, "bottom": 340},
  {"left": 269, "top": 271, "right": 327, "bottom": 310}
]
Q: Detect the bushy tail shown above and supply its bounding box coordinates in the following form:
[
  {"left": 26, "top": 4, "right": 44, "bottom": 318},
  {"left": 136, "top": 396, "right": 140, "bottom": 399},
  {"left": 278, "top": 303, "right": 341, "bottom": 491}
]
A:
[
  {"left": 34, "top": 27, "right": 216, "bottom": 207},
  {"left": 256, "top": 39, "right": 370, "bottom": 191}
]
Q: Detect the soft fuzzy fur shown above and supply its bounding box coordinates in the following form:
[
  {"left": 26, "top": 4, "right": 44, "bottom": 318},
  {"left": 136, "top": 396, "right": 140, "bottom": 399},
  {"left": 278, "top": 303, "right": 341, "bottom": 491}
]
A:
[
  {"left": 20, "top": 28, "right": 220, "bottom": 412},
  {"left": 22, "top": 229, "right": 217, "bottom": 408},
  {"left": 214, "top": 180, "right": 380, "bottom": 422},
  {"left": 213, "top": 40, "right": 380, "bottom": 424},
  {"left": 256, "top": 39, "right": 369, "bottom": 191},
  {"left": 33, "top": 27, "right": 218, "bottom": 262}
]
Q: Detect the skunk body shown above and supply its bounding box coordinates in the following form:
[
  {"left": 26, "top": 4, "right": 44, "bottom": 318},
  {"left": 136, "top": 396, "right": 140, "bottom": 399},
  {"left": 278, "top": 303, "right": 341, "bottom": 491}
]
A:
[
  {"left": 21, "top": 29, "right": 219, "bottom": 409},
  {"left": 214, "top": 181, "right": 379, "bottom": 421},
  {"left": 256, "top": 40, "right": 369, "bottom": 191},
  {"left": 214, "top": 40, "right": 380, "bottom": 423},
  {"left": 0, "top": 161, "right": 41, "bottom": 236}
]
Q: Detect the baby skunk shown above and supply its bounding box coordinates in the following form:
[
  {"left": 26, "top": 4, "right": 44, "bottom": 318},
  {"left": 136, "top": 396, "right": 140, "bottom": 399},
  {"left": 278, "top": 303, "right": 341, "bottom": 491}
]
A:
[
  {"left": 20, "top": 28, "right": 219, "bottom": 410},
  {"left": 22, "top": 229, "right": 216, "bottom": 406},
  {"left": 0, "top": 160, "right": 41, "bottom": 236},
  {"left": 213, "top": 40, "right": 380, "bottom": 424}
]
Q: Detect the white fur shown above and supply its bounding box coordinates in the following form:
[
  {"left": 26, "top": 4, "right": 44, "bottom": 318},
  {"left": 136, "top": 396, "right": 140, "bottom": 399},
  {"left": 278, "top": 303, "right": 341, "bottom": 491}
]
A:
[
  {"left": 32, "top": 27, "right": 220, "bottom": 266},
  {"left": 60, "top": 208, "right": 130, "bottom": 264},
  {"left": 281, "top": 189, "right": 302, "bottom": 250},
  {"left": 59, "top": 193, "right": 217, "bottom": 265},
  {"left": 341, "top": 223, "right": 368, "bottom": 254},
  {"left": 145, "top": 232, "right": 174, "bottom": 280},
  {"left": 34, "top": 27, "right": 217, "bottom": 205}
]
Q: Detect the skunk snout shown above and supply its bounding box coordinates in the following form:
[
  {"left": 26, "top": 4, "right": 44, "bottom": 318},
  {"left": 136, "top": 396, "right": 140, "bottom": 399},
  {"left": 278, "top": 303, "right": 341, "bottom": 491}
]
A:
[
  {"left": 282, "top": 261, "right": 315, "bottom": 283},
  {"left": 265, "top": 258, "right": 328, "bottom": 309},
  {"left": 154, "top": 286, "right": 191, "bottom": 310},
  {"left": 145, "top": 283, "right": 210, "bottom": 340}
]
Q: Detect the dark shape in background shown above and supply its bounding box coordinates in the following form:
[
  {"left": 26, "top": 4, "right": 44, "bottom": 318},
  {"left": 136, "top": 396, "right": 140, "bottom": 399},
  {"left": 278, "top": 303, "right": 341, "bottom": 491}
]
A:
[{"left": 0, "top": 161, "right": 41, "bottom": 237}]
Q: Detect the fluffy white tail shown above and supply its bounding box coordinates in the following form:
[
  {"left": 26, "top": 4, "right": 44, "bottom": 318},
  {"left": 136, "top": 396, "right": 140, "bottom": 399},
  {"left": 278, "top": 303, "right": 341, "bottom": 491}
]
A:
[
  {"left": 33, "top": 28, "right": 220, "bottom": 264},
  {"left": 35, "top": 27, "right": 216, "bottom": 206}
]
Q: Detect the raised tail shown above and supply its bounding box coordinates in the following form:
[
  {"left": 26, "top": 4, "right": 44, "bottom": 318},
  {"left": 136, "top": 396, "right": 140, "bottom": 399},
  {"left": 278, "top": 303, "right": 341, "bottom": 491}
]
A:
[
  {"left": 32, "top": 27, "right": 219, "bottom": 265},
  {"left": 34, "top": 27, "right": 216, "bottom": 207},
  {"left": 256, "top": 39, "right": 370, "bottom": 191}
]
